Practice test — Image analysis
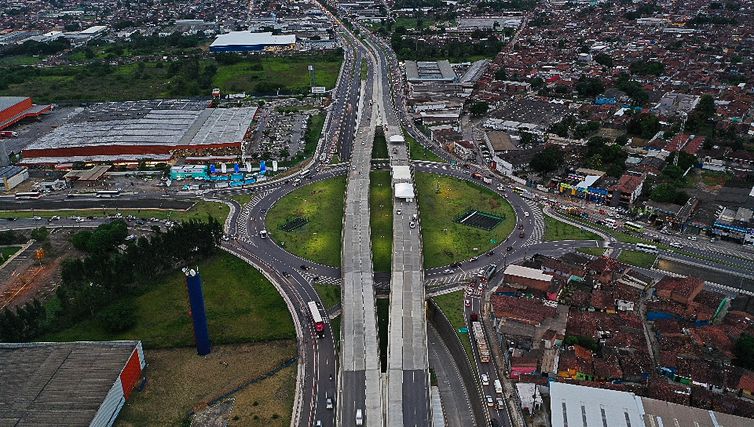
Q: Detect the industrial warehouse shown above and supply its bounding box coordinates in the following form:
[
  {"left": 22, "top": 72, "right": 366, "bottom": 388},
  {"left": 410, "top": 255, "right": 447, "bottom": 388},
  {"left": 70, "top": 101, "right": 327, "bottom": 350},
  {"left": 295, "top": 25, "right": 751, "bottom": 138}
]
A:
[
  {"left": 0, "top": 341, "right": 146, "bottom": 426},
  {"left": 0, "top": 96, "right": 52, "bottom": 131},
  {"left": 20, "top": 100, "right": 257, "bottom": 165},
  {"left": 209, "top": 31, "right": 296, "bottom": 52}
]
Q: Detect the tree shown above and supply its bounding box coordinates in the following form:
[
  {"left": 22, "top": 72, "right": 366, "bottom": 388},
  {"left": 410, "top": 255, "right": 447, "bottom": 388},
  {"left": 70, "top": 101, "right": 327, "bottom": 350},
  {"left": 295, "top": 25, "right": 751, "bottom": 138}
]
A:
[
  {"left": 734, "top": 334, "right": 754, "bottom": 370},
  {"left": 629, "top": 60, "right": 665, "bottom": 76},
  {"left": 494, "top": 68, "right": 507, "bottom": 81},
  {"left": 30, "top": 227, "right": 49, "bottom": 242},
  {"left": 529, "top": 146, "right": 563, "bottom": 174},
  {"left": 469, "top": 102, "right": 489, "bottom": 117},
  {"left": 97, "top": 301, "right": 137, "bottom": 333},
  {"left": 594, "top": 53, "right": 613, "bottom": 67},
  {"left": 575, "top": 77, "right": 605, "bottom": 98}
]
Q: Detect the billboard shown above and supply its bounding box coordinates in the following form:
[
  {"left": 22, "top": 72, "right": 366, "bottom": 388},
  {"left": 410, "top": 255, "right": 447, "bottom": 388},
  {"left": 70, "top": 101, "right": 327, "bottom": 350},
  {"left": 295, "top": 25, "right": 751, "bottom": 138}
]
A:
[
  {"left": 234, "top": 163, "right": 240, "bottom": 173},
  {"left": 272, "top": 160, "right": 278, "bottom": 172},
  {"left": 209, "top": 164, "right": 216, "bottom": 174},
  {"left": 260, "top": 160, "right": 267, "bottom": 175},
  {"left": 311, "top": 86, "right": 326, "bottom": 94},
  {"left": 221, "top": 163, "right": 227, "bottom": 174}
]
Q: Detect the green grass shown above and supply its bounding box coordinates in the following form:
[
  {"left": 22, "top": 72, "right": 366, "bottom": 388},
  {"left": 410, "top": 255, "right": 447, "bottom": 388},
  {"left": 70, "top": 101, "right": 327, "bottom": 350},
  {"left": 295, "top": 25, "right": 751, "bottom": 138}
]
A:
[
  {"left": 360, "top": 59, "right": 368, "bottom": 81},
  {"left": 416, "top": 172, "right": 515, "bottom": 268},
  {"left": 618, "top": 250, "right": 657, "bottom": 269},
  {"left": 377, "top": 298, "right": 389, "bottom": 372},
  {"left": 577, "top": 247, "right": 607, "bottom": 257},
  {"left": 213, "top": 55, "right": 342, "bottom": 95},
  {"left": 370, "top": 171, "right": 393, "bottom": 273},
  {"left": 543, "top": 216, "right": 602, "bottom": 241},
  {"left": 1, "top": 55, "right": 342, "bottom": 103},
  {"left": 0, "top": 246, "right": 21, "bottom": 265},
  {"left": 406, "top": 131, "right": 443, "bottom": 162},
  {"left": 432, "top": 291, "right": 474, "bottom": 368},
  {"left": 230, "top": 194, "right": 253, "bottom": 205},
  {"left": 0, "top": 55, "right": 42, "bottom": 66},
  {"left": 314, "top": 283, "right": 340, "bottom": 311},
  {"left": 265, "top": 177, "right": 346, "bottom": 267},
  {"left": 43, "top": 252, "right": 295, "bottom": 348},
  {"left": 372, "top": 127, "right": 389, "bottom": 159},
  {"left": 0, "top": 200, "right": 229, "bottom": 223}
]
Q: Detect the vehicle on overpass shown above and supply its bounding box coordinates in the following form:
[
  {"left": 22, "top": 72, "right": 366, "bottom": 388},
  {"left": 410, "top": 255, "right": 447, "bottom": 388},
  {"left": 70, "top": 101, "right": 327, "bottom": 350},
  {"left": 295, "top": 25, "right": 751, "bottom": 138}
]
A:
[
  {"left": 307, "top": 301, "right": 326, "bottom": 338},
  {"left": 96, "top": 190, "right": 121, "bottom": 198}
]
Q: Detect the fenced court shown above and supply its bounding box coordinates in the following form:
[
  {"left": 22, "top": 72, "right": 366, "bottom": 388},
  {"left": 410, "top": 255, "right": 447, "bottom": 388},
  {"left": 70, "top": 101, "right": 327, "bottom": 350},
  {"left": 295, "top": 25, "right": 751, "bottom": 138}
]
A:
[{"left": 455, "top": 210, "right": 504, "bottom": 230}]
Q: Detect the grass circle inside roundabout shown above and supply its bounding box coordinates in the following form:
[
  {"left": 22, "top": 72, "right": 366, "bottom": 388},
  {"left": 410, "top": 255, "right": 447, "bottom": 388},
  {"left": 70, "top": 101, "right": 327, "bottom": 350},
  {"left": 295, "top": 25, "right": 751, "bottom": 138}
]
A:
[
  {"left": 265, "top": 176, "right": 347, "bottom": 267},
  {"left": 264, "top": 172, "right": 515, "bottom": 269},
  {"left": 414, "top": 172, "right": 515, "bottom": 268}
]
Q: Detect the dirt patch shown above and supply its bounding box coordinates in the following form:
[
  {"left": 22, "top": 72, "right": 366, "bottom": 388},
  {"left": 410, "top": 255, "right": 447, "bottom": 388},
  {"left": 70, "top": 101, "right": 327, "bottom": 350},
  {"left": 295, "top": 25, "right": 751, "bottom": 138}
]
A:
[{"left": 117, "top": 341, "right": 297, "bottom": 427}]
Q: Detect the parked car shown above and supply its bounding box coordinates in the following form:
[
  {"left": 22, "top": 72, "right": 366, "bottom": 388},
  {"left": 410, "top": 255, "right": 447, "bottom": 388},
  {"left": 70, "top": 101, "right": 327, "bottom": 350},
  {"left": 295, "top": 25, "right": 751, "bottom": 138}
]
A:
[
  {"left": 485, "top": 395, "right": 495, "bottom": 407},
  {"left": 519, "top": 232, "right": 525, "bottom": 238},
  {"left": 481, "top": 373, "right": 490, "bottom": 386}
]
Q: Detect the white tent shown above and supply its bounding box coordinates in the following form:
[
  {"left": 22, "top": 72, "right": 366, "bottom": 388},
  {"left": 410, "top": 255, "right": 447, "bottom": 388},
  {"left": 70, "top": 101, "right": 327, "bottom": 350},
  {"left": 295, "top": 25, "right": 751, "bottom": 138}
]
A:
[
  {"left": 392, "top": 165, "right": 412, "bottom": 181},
  {"left": 395, "top": 182, "right": 415, "bottom": 201}
]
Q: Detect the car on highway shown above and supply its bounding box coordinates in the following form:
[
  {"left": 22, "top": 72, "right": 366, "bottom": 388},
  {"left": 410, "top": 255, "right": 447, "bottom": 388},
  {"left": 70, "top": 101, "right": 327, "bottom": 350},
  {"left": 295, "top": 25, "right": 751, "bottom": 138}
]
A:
[
  {"left": 481, "top": 373, "right": 490, "bottom": 386},
  {"left": 396, "top": 209, "right": 402, "bottom": 215},
  {"left": 409, "top": 221, "right": 416, "bottom": 229},
  {"left": 669, "top": 242, "right": 683, "bottom": 249},
  {"left": 356, "top": 409, "right": 363, "bottom": 426},
  {"left": 497, "top": 397, "right": 505, "bottom": 410},
  {"left": 518, "top": 224, "right": 524, "bottom": 230},
  {"left": 485, "top": 395, "right": 495, "bottom": 407},
  {"left": 524, "top": 211, "right": 530, "bottom": 217},
  {"left": 326, "top": 397, "right": 334, "bottom": 410},
  {"left": 486, "top": 250, "right": 494, "bottom": 256},
  {"left": 465, "top": 299, "right": 471, "bottom": 307},
  {"left": 259, "top": 229, "right": 268, "bottom": 239},
  {"left": 469, "top": 256, "right": 479, "bottom": 262},
  {"left": 519, "top": 232, "right": 525, "bottom": 238},
  {"left": 506, "top": 246, "right": 513, "bottom": 252},
  {"left": 687, "top": 235, "right": 697, "bottom": 241},
  {"left": 443, "top": 268, "right": 454, "bottom": 274}
]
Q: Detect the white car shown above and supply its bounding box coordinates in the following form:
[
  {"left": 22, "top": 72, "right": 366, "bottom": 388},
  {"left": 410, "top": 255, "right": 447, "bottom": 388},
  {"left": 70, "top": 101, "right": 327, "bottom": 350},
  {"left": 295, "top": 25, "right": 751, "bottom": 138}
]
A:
[
  {"left": 497, "top": 397, "right": 505, "bottom": 410},
  {"left": 687, "top": 236, "right": 697, "bottom": 241},
  {"left": 326, "top": 397, "right": 334, "bottom": 410},
  {"left": 409, "top": 221, "right": 416, "bottom": 229},
  {"left": 485, "top": 395, "right": 495, "bottom": 407},
  {"left": 524, "top": 211, "right": 530, "bottom": 217},
  {"left": 396, "top": 209, "right": 402, "bottom": 215},
  {"left": 669, "top": 242, "right": 683, "bottom": 249},
  {"left": 481, "top": 373, "right": 490, "bottom": 386}
]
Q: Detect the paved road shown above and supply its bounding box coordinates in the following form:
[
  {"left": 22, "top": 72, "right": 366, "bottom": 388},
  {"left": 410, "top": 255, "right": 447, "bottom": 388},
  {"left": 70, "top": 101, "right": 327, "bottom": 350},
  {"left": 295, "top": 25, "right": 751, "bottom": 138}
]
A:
[{"left": 428, "top": 324, "right": 476, "bottom": 427}]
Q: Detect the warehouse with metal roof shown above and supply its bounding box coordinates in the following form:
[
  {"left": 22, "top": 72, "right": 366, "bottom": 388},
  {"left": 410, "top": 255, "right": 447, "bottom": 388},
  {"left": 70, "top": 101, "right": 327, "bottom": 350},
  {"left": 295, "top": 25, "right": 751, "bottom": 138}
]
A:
[
  {"left": 0, "top": 341, "right": 146, "bottom": 427},
  {"left": 209, "top": 31, "right": 296, "bottom": 52}
]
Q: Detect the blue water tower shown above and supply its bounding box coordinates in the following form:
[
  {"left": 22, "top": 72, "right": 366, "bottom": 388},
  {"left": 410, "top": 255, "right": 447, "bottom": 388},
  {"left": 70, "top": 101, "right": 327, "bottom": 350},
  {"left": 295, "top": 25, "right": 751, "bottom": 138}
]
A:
[{"left": 184, "top": 268, "right": 211, "bottom": 356}]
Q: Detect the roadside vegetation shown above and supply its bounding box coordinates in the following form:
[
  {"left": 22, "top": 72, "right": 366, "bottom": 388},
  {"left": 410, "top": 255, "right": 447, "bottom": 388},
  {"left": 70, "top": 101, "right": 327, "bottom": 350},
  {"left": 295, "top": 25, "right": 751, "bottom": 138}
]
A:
[
  {"left": 314, "top": 283, "right": 340, "bottom": 311},
  {"left": 372, "top": 127, "right": 389, "bottom": 159},
  {"left": 577, "top": 247, "right": 607, "bottom": 257},
  {"left": 416, "top": 172, "right": 515, "bottom": 268},
  {"left": 432, "top": 291, "right": 474, "bottom": 368},
  {"left": 265, "top": 176, "right": 346, "bottom": 267},
  {"left": 0, "top": 200, "right": 230, "bottom": 223},
  {"left": 406, "top": 131, "right": 443, "bottom": 162},
  {"left": 543, "top": 216, "right": 602, "bottom": 241},
  {"left": 617, "top": 250, "right": 657, "bottom": 269},
  {"left": 370, "top": 171, "right": 393, "bottom": 273}
]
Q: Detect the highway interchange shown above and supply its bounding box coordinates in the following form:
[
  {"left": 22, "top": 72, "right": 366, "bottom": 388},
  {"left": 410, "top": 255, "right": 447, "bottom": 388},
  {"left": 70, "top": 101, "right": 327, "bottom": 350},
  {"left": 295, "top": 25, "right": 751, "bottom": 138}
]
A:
[{"left": 3, "top": 5, "right": 754, "bottom": 427}]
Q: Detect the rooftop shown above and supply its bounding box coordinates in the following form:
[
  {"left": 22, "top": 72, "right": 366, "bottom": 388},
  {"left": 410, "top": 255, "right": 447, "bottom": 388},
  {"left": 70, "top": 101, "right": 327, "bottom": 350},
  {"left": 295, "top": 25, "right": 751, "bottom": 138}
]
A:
[
  {"left": 503, "top": 264, "right": 553, "bottom": 283},
  {"left": 0, "top": 341, "right": 141, "bottom": 426},
  {"left": 210, "top": 31, "right": 296, "bottom": 48},
  {"left": 405, "top": 60, "right": 457, "bottom": 83},
  {"left": 0, "top": 96, "right": 29, "bottom": 111}
]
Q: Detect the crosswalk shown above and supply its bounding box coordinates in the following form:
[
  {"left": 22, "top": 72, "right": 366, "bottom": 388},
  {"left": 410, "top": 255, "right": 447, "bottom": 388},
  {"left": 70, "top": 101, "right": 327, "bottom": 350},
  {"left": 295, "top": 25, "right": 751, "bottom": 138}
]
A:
[
  {"left": 235, "top": 188, "right": 275, "bottom": 242},
  {"left": 522, "top": 200, "right": 545, "bottom": 247},
  {"left": 425, "top": 270, "right": 480, "bottom": 288},
  {"left": 301, "top": 272, "right": 342, "bottom": 286}
]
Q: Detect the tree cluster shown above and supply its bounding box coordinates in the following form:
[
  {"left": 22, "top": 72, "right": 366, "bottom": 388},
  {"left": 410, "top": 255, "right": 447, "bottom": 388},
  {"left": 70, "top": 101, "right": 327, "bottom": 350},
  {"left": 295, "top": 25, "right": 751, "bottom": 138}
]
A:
[
  {"left": 71, "top": 220, "right": 128, "bottom": 254},
  {"left": 529, "top": 145, "right": 563, "bottom": 175},
  {"left": 627, "top": 112, "right": 660, "bottom": 139},
  {"left": 0, "top": 300, "right": 46, "bottom": 342},
  {"left": 56, "top": 218, "right": 222, "bottom": 327},
  {"left": 585, "top": 136, "right": 628, "bottom": 178},
  {"left": 2, "top": 38, "right": 71, "bottom": 57},
  {"left": 575, "top": 76, "right": 605, "bottom": 98},
  {"left": 614, "top": 73, "right": 649, "bottom": 105},
  {"left": 734, "top": 333, "right": 754, "bottom": 370},
  {"left": 0, "top": 230, "right": 27, "bottom": 245},
  {"left": 629, "top": 60, "right": 665, "bottom": 76}
]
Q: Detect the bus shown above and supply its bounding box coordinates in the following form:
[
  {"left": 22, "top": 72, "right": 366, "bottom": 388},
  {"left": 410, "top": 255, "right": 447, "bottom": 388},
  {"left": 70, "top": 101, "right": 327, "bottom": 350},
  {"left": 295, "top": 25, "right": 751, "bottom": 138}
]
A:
[
  {"left": 307, "top": 301, "right": 325, "bottom": 338},
  {"left": 15, "top": 191, "right": 42, "bottom": 200},
  {"left": 471, "top": 321, "right": 490, "bottom": 363},
  {"left": 603, "top": 217, "right": 616, "bottom": 228},
  {"left": 624, "top": 221, "right": 644, "bottom": 233},
  {"left": 636, "top": 243, "right": 658, "bottom": 254},
  {"left": 300, "top": 169, "right": 311, "bottom": 179},
  {"left": 96, "top": 190, "right": 121, "bottom": 198}
]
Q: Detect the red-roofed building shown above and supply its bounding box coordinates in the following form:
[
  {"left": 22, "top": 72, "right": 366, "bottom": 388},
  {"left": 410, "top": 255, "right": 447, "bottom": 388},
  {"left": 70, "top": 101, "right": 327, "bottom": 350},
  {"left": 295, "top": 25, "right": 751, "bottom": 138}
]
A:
[
  {"left": 665, "top": 133, "right": 690, "bottom": 152},
  {"left": 609, "top": 172, "right": 646, "bottom": 207},
  {"left": 0, "top": 96, "right": 52, "bottom": 131},
  {"left": 737, "top": 372, "right": 754, "bottom": 398},
  {"left": 655, "top": 276, "right": 704, "bottom": 307},
  {"left": 682, "top": 136, "right": 704, "bottom": 156}
]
